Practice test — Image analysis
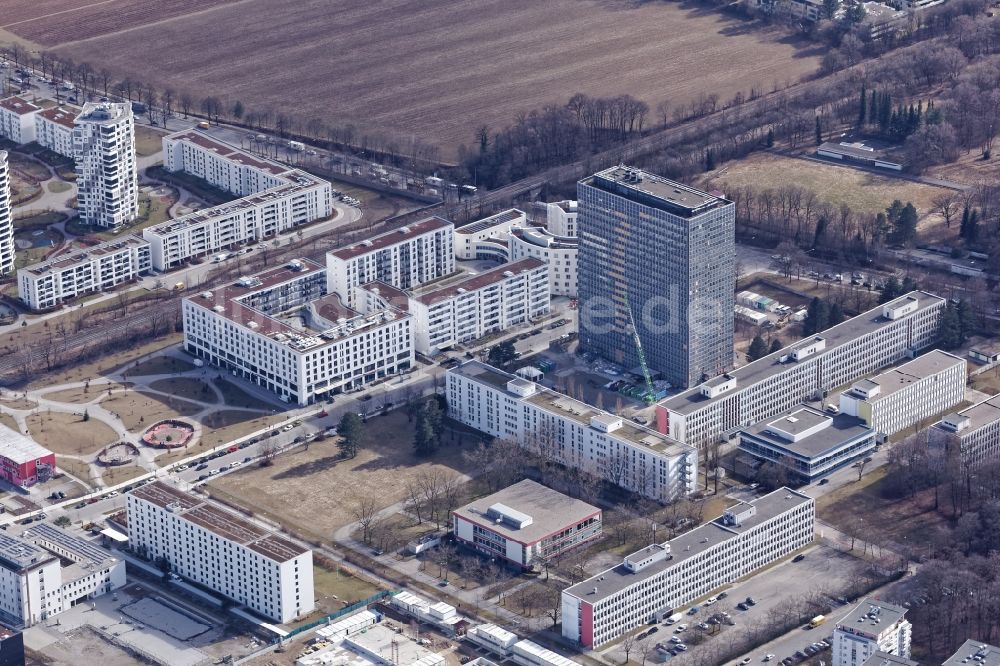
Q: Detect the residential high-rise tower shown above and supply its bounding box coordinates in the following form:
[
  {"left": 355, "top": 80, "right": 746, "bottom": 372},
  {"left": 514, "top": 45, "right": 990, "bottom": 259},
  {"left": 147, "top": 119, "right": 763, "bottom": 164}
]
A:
[
  {"left": 73, "top": 103, "right": 138, "bottom": 228},
  {"left": 0, "top": 152, "right": 13, "bottom": 275},
  {"left": 577, "top": 165, "right": 735, "bottom": 389}
]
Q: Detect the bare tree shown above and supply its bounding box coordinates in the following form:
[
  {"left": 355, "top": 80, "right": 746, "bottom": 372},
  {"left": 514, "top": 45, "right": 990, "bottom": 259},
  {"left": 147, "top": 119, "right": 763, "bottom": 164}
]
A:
[
  {"left": 258, "top": 439, "right": 278, "bottom": 466},
  {"left": 351, "top": 497, "right": 381, "bottom": 544}
]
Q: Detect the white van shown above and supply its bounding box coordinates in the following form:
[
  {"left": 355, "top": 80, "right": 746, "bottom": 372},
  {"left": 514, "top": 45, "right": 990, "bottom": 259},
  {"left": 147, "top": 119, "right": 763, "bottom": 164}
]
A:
[{"left": 665, "top": 612, "right": 683, "bottom": 625}]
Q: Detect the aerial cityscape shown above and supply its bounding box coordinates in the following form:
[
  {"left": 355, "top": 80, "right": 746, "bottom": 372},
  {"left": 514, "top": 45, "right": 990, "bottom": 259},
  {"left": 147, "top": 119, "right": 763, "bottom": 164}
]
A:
[{"left": 0, "top": 1, "right": 998, "bottom": 665}]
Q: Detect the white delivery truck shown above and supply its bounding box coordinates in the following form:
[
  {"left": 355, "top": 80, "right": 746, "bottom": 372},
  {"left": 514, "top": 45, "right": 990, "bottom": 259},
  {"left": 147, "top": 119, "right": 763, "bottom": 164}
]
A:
[
  {"left": 665, "top": 612, "right": 683, "bottom": 625},
  {"left": 288, "top": 140, "right": 306, "bottom": 152}
]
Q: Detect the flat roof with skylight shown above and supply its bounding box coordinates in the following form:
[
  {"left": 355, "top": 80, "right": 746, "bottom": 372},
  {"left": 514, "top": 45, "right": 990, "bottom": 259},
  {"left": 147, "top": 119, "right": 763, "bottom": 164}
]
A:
[
  {"left": 585, "top": 165, "right": 730, "bottom": 218},
  {"left": 742, "top": 406, "right": 874, "bottom": 459}
]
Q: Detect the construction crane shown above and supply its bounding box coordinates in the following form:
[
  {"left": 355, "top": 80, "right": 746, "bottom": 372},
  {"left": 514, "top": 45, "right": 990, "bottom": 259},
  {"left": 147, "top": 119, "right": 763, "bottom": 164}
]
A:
[{"left": 623, "top": 292, "right": 656, "bottom": 405}]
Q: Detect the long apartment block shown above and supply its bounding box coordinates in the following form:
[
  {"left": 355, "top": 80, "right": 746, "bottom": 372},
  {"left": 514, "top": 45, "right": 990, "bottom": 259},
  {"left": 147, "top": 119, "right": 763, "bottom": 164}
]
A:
[
  {"left": 183, "top": 258, "right": 413, "bottom": 405},
  {"left": 356, "top": 257, "right": 550, "bottom": 356},
  {"left": 561, "top": 488, "right": 814, "bottom": 648},
  {"left": 657, "top": 291, "right": 946, "bottom": 447},
  {"left": 0, "top": 96, "right": 40, "bottom": 144},
  {"left": 326, "top": 216, "right": 455, "bottom": 302},
  {"left": 932, "top": 393, "right": 1000, "bottom": 466},
  {"left": 127, "top": 481, "right": 314, "bottom": 623},
  {"left": 17, "top": 235, "right": 151, "bottom": 310},
  {"left": 447, "top": 361, "right": 698, "bottom": 502},
  {"left": 144, "top": 131, "right": 333, "bottom": 270}
]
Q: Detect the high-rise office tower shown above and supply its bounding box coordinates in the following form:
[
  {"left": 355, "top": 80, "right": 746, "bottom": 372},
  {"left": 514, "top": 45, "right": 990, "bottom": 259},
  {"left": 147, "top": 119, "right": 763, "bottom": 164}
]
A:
[
  {"left": 73, "top": 103, "right": 138, "bottom": 228},
  {"left": 0, "top": 152, "right": 13, "bottom": 275},
  {"left": 577, "top": 165, "right": 735, "bottom": 389}
]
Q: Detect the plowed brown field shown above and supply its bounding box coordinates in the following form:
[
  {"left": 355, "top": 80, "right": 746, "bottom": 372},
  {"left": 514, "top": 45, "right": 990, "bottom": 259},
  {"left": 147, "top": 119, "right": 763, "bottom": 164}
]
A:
[{"left": 3, "top": 0, "right": 821, "bottom": 158}]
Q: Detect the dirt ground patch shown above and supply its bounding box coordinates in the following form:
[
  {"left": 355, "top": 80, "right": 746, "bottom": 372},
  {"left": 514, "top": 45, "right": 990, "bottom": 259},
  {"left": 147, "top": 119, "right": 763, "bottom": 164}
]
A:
[
  {"left": 703, "top": 152, "right": 951, "bottom": 217},
  {"left": 134, "top": 125, "right": 167, "bottom": 157},
  {"left": 312, "top": 564, "right": 384, "bottom": 613},
  {"left": 24, "top": 333, "right": 185, "bottom": 390},
  {"left": 127, "top": 355, "right": 196, "bottom": 376},
  {"left": 149, "top": 377, "right": 218, "bottom": 404},
  {"left": 198, "top": 410, "right": 286, "bottom": 448},
  {"left": 0, "top": 414, "right": 19, "bottom": 432},
  {"left": 212, "top": 379, "right": 278, "bottom": 410},
  {"left": 208, "top": 410, "right": 473, "bottom": 540},
  {"left": 100, "top": 464, "right": 147, "bottom": 487},
  {"left": 16, "top": 0, "right": 819, "bottom": 159},
  {"left": 58, "top": 457, "right": 96, "bottom": 485},
  {"left": 971, "top": 367, "right": 1000, "bottom": 396},
  {"left": 41, "top": 382, "right": 132, "bottom": 404},
  {"left": 101, "top": 390, "right": 203, "bottom": 431},
  {"left": 0, "top": 396, "right": 37, "bottom": 410},
  {"left": 31, "top": 625, "right": 141, "bottom": 666},
  {"left": 26, "top": 412, "right": 118, "bottom": 456}
]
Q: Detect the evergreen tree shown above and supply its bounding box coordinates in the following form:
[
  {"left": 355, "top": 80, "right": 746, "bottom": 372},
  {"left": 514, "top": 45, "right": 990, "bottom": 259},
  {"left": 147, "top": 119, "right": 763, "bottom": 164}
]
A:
[
  {"left": 488, "top": 340, "right": 518, "bottom": 367},
  {"left": 879, "top": 276, "right": 902, "bottom": 304},
  {"left": 894, "top": 202, "right": 918, "bottom": 244},
  {"left": 878, "top": 92, "right": 892, "bottom": 133},
  {"left": 705, "top": 149, "right": 716, "bottom": 171},
  {"left": 938, "top": 302, "right": 963, "bottom": 349},
  {"left": 859, "top": 85, "right": 867, "bottom": 126},
  {"left": 815, "top": 115, "right": 823, "bottom": 145},
  {"left": 957, "top": 299, "right": 977, "bottom": 340},
  {"left": 766, "top": 129, "right": 775, "bottom": 147},
  {"left": 337, "top": 412, "right": 365, "bottom": 458},
  {"left": 747, "top": 335, "right": 769, "bottom": 362},
  {"left": 829, "top": 303, "right": 845, "bottom": 326},
  {"left": 960, "top": 206, "right": 971, "bottom": 239},
  {"left": 813, "top": 215, "right": 829, "bottom": 249},
  {"left": 901, "top": 276, "right": 919, "bottom": 293},
  {"left": 868, "top": 91, "right": 878, "bottom": 129},
  {"left": 964, "top": 209, "right": 980, "bottom": 243},
  {"left": 769, "top": 338, "right": 783, "bottom": 354},
  {"left": 413, "top": 399, "right": 444, "bottom": 456},
  {"left": 804, "top": 297, "right": 831, "bottom": 335}
]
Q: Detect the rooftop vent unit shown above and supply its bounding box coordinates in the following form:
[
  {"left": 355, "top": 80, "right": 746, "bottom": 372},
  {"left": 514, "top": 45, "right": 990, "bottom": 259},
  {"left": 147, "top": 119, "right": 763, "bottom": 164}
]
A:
[
  {"left": 399, "top": 226, "right": 411, "bottom": 234},
  {"left": 200, "top": 291, "right": 213, "bottom": 299}
]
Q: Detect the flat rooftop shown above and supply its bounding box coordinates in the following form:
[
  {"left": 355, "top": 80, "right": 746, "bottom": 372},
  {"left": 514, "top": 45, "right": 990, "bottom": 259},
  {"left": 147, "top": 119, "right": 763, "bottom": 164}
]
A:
[
  {"left": 167, "top": 130, "right": 289, "bottom": 177},
  {"left": 944, "top": 640, "right": 1000, "bottom": 666},
  {"left": 0, "top": 95, "right": 40, "bottom": 116},
  {"left": 357, "top": 280, "right": 410, "bottom": 312},
  {"left": 37, "top": 106, "right": 78, "bottom": 129},
  {"left": 0, "top": 424, "right": 52, "bottom": 464},
  {"left": 0, "top": 532, "right": 54, "bottom": 571},
  {"left": 412, "top": 257, "right": 545, "bottom": 306},
  {"left": 836, "top": 598, "right": 907, "bottom": 632},
  {"left": 661, "top": 291, "right": 946, "bottom": 415},
  {"left": 456, "top": 208, "right": 524, "bottom": 235},
  {"left": 564, "top": 488, "right": 812, "bottom": 602},
  {"left": 453, "top": 480, "right": 599, "bottom": 544},
  {"left": 330, "top": 216, "right": 452, "bottom": 260},
  {"left": 451, "top": 361, "right": 692, "bottom": 457},
  {"left": 850, "top": 349, "right": 963, "bottom": 402},
  {"left": 743, "top": 406, "right": 873, "bottom": 459},
  {"left": 942, "top": 393, "right": 1000, "bottom": 432},
  {"left": 584, "top": 165, "right": 730, "bottom": 218},
  {"left": 17, "top": 522, "right": 120, "bottom": 583},
  {"left": 129, "top": 481, "right": 308, "bottom": 562},
  {"left": 21, "top": 234, "right": 147, "bottom": 276},
  {"left": 861, "top": 651, "right": 918, "bottom": 666},
  {"left": 346, "top": 624, "right": 440, "bottom": 665},
  {"left": 511, "top": 225, "right": 577, "bottom": 249},
  {"left": 76, "top": 102, "right": 129, "bottom": 124}
]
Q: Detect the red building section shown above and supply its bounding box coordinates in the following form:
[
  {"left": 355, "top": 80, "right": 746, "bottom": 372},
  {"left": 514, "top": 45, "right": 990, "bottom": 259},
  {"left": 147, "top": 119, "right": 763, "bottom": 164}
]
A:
[{"left": 0, "top": 426, "right": 55, "bottom": 488}]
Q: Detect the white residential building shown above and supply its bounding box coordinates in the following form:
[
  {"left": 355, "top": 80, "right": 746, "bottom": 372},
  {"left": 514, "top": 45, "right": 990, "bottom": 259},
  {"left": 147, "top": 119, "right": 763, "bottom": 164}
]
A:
[
  {"left": 931, "top": 393, "right": 1000, "bottom": 467},
  {"left": 454, "top": 209, "right": 526, "bottom": 260},
  {"left": 0, "top": 523, "right": 125, "bottom": 628},
  {"left": 657, "top": 291, "right": 946, "bottom": 447},
  {"left": 0, "top": 96, "right": 40, "bottom": 144},
  {"left": 34, "top": 107, "right": 76, "bottom": 158},
  {"left": 537, "top": 200, "right": 577, "bottom": 237},
  {"left": 944, "top": 641, "right": 1000, "bottom": 666},
  {"left": 127, "top": 481, "right": 314, "bottom": 623},
  {"left": 839, "top": 349, "right": 966, "bottom": 437},
  {"left": 183, "top": 258, "right": 413, "bottom": 405},
  {"left": 447, "top": 361, "right": 698, "bottom": 502},
  {"left": 832, "top": 599, "right": 911, "bottom": 666},
  {"left": 326, "top": 216, "right": 455, "bottom": 302},
  {"left": 73, "top": 103, "right": 138, "bottom": 228},
  {"left": 17, "top": 235, "right": 151, "bottom": 310},
  {"left": 400, "top": 257, "right": 549, "bottom": 356},
  {"left": 508, "top": 226, "right": 577, "bottom": 297},
  {"left": 451, "top": 480, "right": 602, "bottom": 568},
  {"left": 145, "top": 131, "right": 333, "bottom": 270},
  {"left": 561, "top": 488, "right": 814, "bottom": 648},
  {"left": 0, "top": 151, "right": 13, "bottom": 276}
]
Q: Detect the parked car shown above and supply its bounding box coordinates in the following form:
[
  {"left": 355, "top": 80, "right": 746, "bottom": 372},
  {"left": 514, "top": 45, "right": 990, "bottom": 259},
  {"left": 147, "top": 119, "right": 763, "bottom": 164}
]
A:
[
  {"left": 717, "top": 591, "right": 728, "bottom": 599},
  {"left": 737, "top": 602, "right": 749, "bottom": 611},
  {"left": 196, "top": 463, "right": 208, "bottom": 471},
  {"left": 746, "top": 596, "right": 757, "bottom": 606},
  {"left": 106, "top": 491, "right": 119, "bottom": 498},
  {"left": 687, "top": 606, "right": 699, "bottom": 615},
  {"left": 793, "top": 554, "right": 806, "bottom": 563},
  {"left": 739, "top": 658, "right": 752, "bottom": 665}
]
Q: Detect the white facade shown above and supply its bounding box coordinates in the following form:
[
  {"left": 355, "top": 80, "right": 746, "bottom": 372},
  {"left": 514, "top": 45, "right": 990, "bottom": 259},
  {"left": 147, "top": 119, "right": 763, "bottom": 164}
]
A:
[
  {"left": 539, "top": 200, "right": 577, "bottom": 238},
  {"left": 183, "top": 259, "right": 413, "bottom": 406},
  {"left": 454, "top": 209, "right": 526, "bottom": 260},
  {"left": 401, "top": 257, "right": 549, "bottom": 355},
  {"left": 17, "top": 235, "right": 151, "bottom": 310},
  {"left": 931, "top": 394, "right": 1000, "bottom": 467},
  {"left": 561, "top": 488, "right": 814, "bottom": 647},
  {"left": 839, "top": 349, "right": 966, "bottom": 437},
  {"left": 0, "top": 97, "right": 40, "bottom": 144},
  {"left": 127, "top": 481, "right": 314, "bottom": 623},
  {"left": 509, "top": 227, "right": 577, "bottom": 298},
  {"left": 833, "top": 600, "right": 911, "bottom": 666},
  {"left": 658, "top": 292, "right": 946, "bottom": 447},
  {"left": 34, "top": 107, "right": 76, "bottom": 158},
  {"left": 0, "top": 523, "right": 125, "bottom": 629},
  {"left": 327, "top": 217, "right": 455, "bottom": 302},
  {"left": 146, "top": 131, "right": 333, "bottom": 270},
  {"left": 0, "top": 151, "right": 13, "bottom": 275},
  {"left": 73, "top": 103, "right": 138, "bottom": 228},
  {"left": 447, "top": 361, "right": 697, "bottom": 502}
]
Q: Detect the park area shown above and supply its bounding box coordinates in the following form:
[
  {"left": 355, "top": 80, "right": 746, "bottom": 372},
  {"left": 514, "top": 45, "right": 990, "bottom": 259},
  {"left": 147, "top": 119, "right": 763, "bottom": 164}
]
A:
[
  {"left": 6, "top": 0, "right": 818, "bottom": 158},
  {"left": 207, "top": 409, "right": 475, "bottom": 542}
]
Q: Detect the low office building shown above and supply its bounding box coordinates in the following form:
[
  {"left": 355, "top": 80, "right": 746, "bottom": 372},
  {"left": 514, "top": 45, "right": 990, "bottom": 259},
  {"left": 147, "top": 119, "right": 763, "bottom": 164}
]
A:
[
  {"left": 34, "top": 107, "right": 77, "bottom": 158},
  {"left": 0, "top": 523, "right": 125, "bottom": 628},
  {"left": 447, "top": 361, "right": 697, "bottom": 503},
  {"left": 73, "top": 103, "right": 138, "bottom": 228},
  {"left": 0, "top": 425, "right": 55, "bottom": 488},
  {"left": 832, "top": 599, "right": 911, "bottom": 666},
  {"left": 451, "top": 480, "right": 602, "bottom": 568},
  {"left": 657, "top": 291, "right": 946, "bottom": 447},
  {"left": 465, "top": 625, "right": 579, "bottom": 666},
  {"left": 327, "top": 217, "right": 455, "bottom": 302},
  {"left": 127, "top": 481, "right": 314, "bottom": 623},
  {"left": 146, "top": 131, "right": 333, "bottom": 270},
  {"left": 737, "top": 406, "right": 876, "bottom": 483},
  {"left": 0, "top": 96, "right": 40, "bottom": 144},
  {"left": 944, "top": 641, "right": 1000, "bottom": 666},
  {"left": 561, "top": 488, "right": 814, "bottom": 647},
  {"left": 969, "top": 342, "right": 1000, "bottom": 366},
  {"left": 454, "top": 209, "right": 526, "bottom": 260},
  {"left": 183, "top": 259, "right": 412, "bottom": 405},
  {"left": 0, "top": 151, "right": 13, "bottom": 276},
  {"left": 300, "top": 620, "right": 445, "bottom": 666},
  {"left": 390, "top": 591, "right": 470, "bottom": 636},
  {"left": 839, "top": 349, "right": 966, "bottom": 437},
  {"left": 931, "top": 393, "right": 1000, "bottom": 467},
  {"left": 17, "top": 235, "right": 151, "bottom": 310},
  {"left": 817, "top": 142, "right": 902, "bottom": 171},
  {"left": 402, "top": 257, "right": 549, "bottom": 355}
]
